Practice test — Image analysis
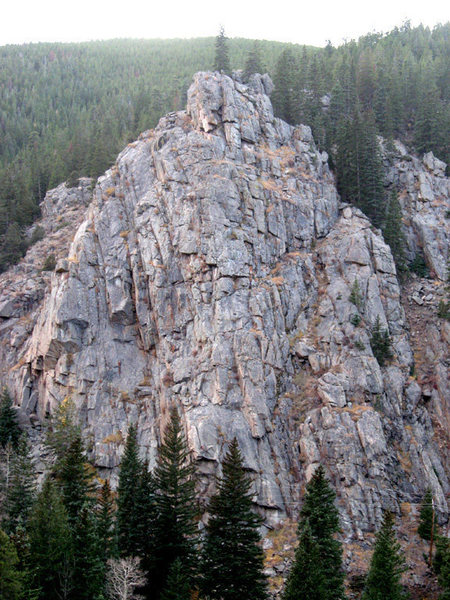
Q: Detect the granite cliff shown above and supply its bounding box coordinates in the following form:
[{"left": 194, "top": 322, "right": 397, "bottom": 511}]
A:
[{"left": 0, "top": 73, "right": 448, "bottom": 547}]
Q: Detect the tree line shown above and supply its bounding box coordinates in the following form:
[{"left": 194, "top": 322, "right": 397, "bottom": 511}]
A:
[
  {"left": 1, "top": 22, "right": 448, "bottom": 272},
  {"left": 0, "top": 387, "right": 449, "bottom": 600}
]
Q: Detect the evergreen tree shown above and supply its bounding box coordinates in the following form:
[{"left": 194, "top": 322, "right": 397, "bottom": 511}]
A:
[
  {"left": 214, "top": 27, "right": 231, "bottom": 75},
  {"left": 117, "top": 424, "right": 146, "bottom": 558},
  {"left": 58, "top": 434, "right": 95, "bottom": 526},
  {"left": 151, "top": 408, "right": 198, "bottom": 599},
  {"left": 283, "top": 521, "right": 326, "bottom": 600},
  {"left": 160, "top": 558, "right": 192, "bottom": 600},
  {"left": 418, "top": 488, "right": 435, "bottom": 541},
  {"left": 45, "top": 397, "right": 81, "bottom": 471},
  {"left": 27, "top": 478, "right": 73, "bottom": 600},
  {"left": 72, "top": 505, "right": 104, "bottom": 600},
  {"left": 370, "top": 316, "right": 393, "bottom": 367},
  {"left": 96, "top": 479, "right": 116, "bottom": 563},
  {"left": 285, "top": 465, "right": 346, "bottom": 600},
  {"left": 0, "top": 388, "right": 20, "bottom": 449},
  {"left": 244, "top": 41, "right": 265, "bottom": 81},
  {"left": 335, "top": 107, "right": 386, "bottom": 227},
  {"left": 435, "top": 536, "right": 450, "bottom": 600},
  {"left": 3, "top": 434, "right": 36, "bottom": 535},
  {"left": 0, "top": 528, "right": 23, "bottom": 600},
  {"left": 272, "top": 48, "right": 298, "bottom": 124},
  {"left": 383, "top": 190, "right": 407, "bottom": 276},
  {"left": 362, "top": 512, "right": 407, "bottom": 600},
  {"left": 201, "top": 438, "right": 267, "bottom": 600}
]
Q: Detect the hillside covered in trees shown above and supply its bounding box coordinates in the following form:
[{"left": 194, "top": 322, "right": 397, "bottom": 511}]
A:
[{"left": 0, "top": 22, "right": 448, "bottom": 271}]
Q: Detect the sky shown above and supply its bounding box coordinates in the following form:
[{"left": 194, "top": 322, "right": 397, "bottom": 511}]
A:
[{"left": 1, "top": 0, "right": 448, "bottom": 48}]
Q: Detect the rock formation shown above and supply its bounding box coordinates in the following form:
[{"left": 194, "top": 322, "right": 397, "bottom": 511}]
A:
[{"left": 0, "top": 73, "right": 448, "bottom": 538}]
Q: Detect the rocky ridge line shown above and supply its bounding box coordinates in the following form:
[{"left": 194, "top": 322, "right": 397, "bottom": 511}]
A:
[{"left": 0, "top": 73, "right": 447, "bottom": 537}]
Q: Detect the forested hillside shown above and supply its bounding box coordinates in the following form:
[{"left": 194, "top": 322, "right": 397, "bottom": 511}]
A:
[{"left": 0, "top": 23, "right": 448, "bottom": 271}]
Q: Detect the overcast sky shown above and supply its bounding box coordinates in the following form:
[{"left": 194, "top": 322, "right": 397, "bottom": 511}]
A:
[{"left": 1, "top": 0, "right": 448, "bottom": 48}]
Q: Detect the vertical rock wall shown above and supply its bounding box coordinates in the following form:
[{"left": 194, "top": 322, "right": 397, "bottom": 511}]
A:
[{"left": 0, "top": 73, "right": 448, "bottom": 532}]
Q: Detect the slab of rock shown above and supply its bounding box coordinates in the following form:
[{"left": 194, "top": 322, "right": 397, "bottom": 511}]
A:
[{"left": 0, "top": 73, "right": 447, "bottom": 535}]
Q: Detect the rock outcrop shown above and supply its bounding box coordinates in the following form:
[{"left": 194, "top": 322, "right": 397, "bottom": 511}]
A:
[
  {"left": 383, "top": 139, "right": 449, "bottom": 280},
  {"left": 0, "top": 73, "right": 448, "bottom": 536}
]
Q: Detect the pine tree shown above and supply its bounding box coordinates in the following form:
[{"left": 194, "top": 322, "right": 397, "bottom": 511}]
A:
[
  {"left": 435, "top": 536, "right": 450, "bottom": 600},
  {"left": 0, "top": 528, "right": 23, "bottom": 600},
  {"left": 383, "top": 190, "right": 407, "bottom": 276},
  {"left": 96, "top": 480, "right": 116, "bottom": 563},
  {"left": 272, "top": 48, "right": 298, "bottom": 125},
  {"left": 418, "top": 488, "right": 435, "bottom": 541},
  {"left": 72, "top": 505, "right": 104, "bottom": 600},
  {"left": 370, "top": 316, "right": 393, "bottom": 367},
  {"left": 283, "top": 521, "right": 326, "bottom": 600},
  {"left": 151, "top": 408, "right": 198, "bottom": 599},
  {"left": 244, "top": 41, "right": 265, "bottom": 81},
  {"left": 45, "top": 397, "right": 81, "bottom": 471},
  {"left": 160, "top": 558, "right": 192, "bottom": 600},
  {"left": 335, "top": 107, "right": 386, "bottom": 227},
  {"left": 117, "top": 424, "right": 146, "bottom": 558},
  {"left": 3, "top": 434, "right": 36, "bottom": 535},
  {"left": 214, "top": 26, "right": 231, "bottom": 75},
  {"left": 0, "top": 388, "right": 20, "bottom": 449},
  {"left": 27, "top": 478, "right": 73, "bottom": 600},
  {"left": 58, "top": 434, "right": 95, "bottom": 526},
  {"left": 285, "top": 465, "right": 346, "bottom": 600},
  {"left": 201, "top": 438, "right": 267, "bottom": 600},
  {"left": 55, "top": 433, "right": 100, "bottom": 600},
  {"left": 362, "top": 512, "right": 407, "bottom": 600}
]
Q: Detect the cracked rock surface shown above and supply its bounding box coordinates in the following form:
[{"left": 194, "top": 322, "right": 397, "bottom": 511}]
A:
[{"left": 0, "top": 72, "right": 448, "bottom": 533}]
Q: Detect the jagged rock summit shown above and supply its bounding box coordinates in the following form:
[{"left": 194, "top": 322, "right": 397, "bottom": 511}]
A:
[{"left": 0, "top": 72, "right": 448, "bottom": 535}]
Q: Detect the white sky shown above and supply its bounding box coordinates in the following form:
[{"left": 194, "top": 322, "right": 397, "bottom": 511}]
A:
[{"left": 1, "top": 0, "right": 448, "bottom": 48}]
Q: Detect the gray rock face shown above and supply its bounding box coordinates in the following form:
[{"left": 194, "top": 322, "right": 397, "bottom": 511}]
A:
[
  {"left": 383, "top": 140, "right": 449, "bottom": 281},
  {"left": 1, "top": 73, "right": 448, "bottom": 532}
]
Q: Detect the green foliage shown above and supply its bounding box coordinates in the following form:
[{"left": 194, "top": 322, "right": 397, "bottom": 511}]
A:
[
  {"left": 214, "top": 27, "right": 231, "bottom": 75},
  {"left": 382, "top": 190, "right": 407, "bottom": 275},
  {"left": 41, "top": 253, "right": 56, "bottom": 271},
  {"left": 283, "top": 521, "right": 326, "bottom": 600},
  {"left": 201, "top": 438, "right": 267, "bottom": 600},
  {"left": 349, "top": 279, "right": 364, "bottom": 310},
  {"left": 418, "top": 488, "right": 435, "bottom": 541},
  {"left": 117, "top": 424, "right": 151, "bottom": 558},
  {"left": 0, "top": 388, "right": 20, "bottom": 450},
  {"left": 370, "top": 316, "right": 393, "bottom": 366},
  {"left": 45, "top": 397, "right": 81, "bottom": 469},
  {"left": 350, "top": 313, "right": 362, "bottom": 327},
  {"left": 0, "top": 528, "right": 23, "bottom": 600},
  {"left": 152, "top": 408, "right": 199, "bottom": 599},
  {"left": 244, "top": 41, "right": 266, "bottom": 81},
  {"left": 58, "top": 434, "right": 95, "bottom": 525},
  {"left": 362, "top": 512, "right": 407, "bottom": 600},
  {"left": 27, "top": 478, "right": 73, "bottom": 600},
  {"left": 335, "top": 108, "right": 385, "bottom": 227},
  {"left": 0, "top": 24, "right": 448, "bottom": 270},
  {"left": 2, "top": 435, "right": 36, "bottom": 535},
  {"left": 410, "top": 252, "right": 429, "bottom": 277},
  {"left": 284, "top": 465, "right": 346, "bottom": 600},
  {"left": 434, "top": 535, "right": 450, "bottom": 577},
  {"left": 29, "top": 225, "right": 45, "bottom": 246},
  {"left": 95, "top": 480, "right": 116, "bottom": 564},
  {"left": 434, "top": 536, "right": 450, "bottom": 600},
  {"left": 160, "top": 558, "right": 192, "bottom": 600},
  {"left": 437, "top": 300, "right": 450, "bottom": 321},
  {"left": 272, "top": 48, "right": 299, "bottom": 124}
]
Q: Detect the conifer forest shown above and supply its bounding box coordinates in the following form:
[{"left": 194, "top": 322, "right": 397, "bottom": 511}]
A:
[
  {"left": 0, "top": 23, "right": 448, "bottom": 270},
  {"left": 0, "top": 21, "right": 449, "bottom": 600}
]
